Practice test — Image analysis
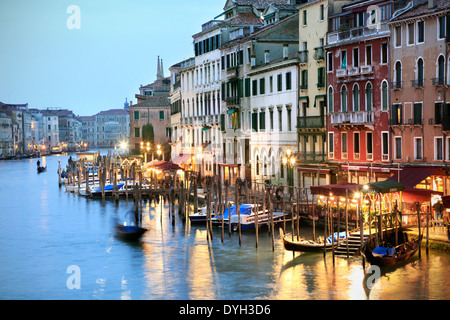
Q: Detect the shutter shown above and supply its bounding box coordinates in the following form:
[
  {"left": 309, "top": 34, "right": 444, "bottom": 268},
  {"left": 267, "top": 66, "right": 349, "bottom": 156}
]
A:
[
  {"left": 252, "top": 112, "right": 258, "bottom": 132},
  {"left": 245, "top": 78, "right": 251, "bottom": 97},
  {"left": 238, "top": 79, "right": 243, "bottom": 99},
  {"left": 220, "top": 114, "right": 225, "bottom": 131}
]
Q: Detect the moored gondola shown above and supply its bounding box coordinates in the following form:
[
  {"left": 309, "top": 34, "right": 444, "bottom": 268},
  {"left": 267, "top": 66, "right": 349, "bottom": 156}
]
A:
[
  {"left": 361, "top": 232, "right": 422, "bottom": 267},
  {"left": 279, "top": 228, "right": 345, "bottom": 252},
  {"left": 115, "top": 224, "right": 147, "bottom": 241}
]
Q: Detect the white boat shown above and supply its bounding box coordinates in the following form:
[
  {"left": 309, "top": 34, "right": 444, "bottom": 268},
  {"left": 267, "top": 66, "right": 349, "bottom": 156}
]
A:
[{"left": 189, "top": 201, "right": 233, "bottom": 224}]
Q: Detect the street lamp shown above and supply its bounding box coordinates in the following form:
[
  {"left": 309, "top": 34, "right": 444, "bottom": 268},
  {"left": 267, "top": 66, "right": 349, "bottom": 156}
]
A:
[
  {"left": 157, "top": 144, "right": 162, "bottom": 160},
  {"left": 282, "top": 147, "right": 296, "bottom": 187}
]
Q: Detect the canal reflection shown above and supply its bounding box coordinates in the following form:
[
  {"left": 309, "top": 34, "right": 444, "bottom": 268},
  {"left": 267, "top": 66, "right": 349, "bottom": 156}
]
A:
[{"left": 0, "top": 152, "right": 449, "bottom": 300}]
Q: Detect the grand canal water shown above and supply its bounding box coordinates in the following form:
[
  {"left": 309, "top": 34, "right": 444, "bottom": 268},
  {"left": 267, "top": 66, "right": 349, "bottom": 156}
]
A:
[{"left": 0, "top": 152, "right": 449, "bottom": 300}]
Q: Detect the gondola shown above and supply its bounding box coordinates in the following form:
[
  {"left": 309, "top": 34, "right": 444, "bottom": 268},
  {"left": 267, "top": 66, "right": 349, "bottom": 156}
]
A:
[
  {"left": 279, "top": 228, "right": 344, "bottom": 252},
  {"left": 37, "top": 166, "right": 47, "bottom": 173},
  {"left": 361, "top": 233, "right": 422, "bottom": 267},
  {"left": 115, "top": 224, "right": 147, "bottom": 241}
]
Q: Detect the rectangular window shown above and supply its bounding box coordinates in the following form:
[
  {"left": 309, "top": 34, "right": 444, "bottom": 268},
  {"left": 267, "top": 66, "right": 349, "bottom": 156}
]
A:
[
  {"left": 382, "top": 132, "right": 389, "bottom": 160},
  {"left": 278, "top": 108, "right": 282, "bottom": 132},
  {"left": 259, "top": 111, "right": 265, "bottom": 131},
  {"left": 301, "top": 70, "right": 308, "bottom": 89},
  {"left": 413, "top": 102, "right": 422, "bottom": 124},
  {"left": 414, "top": 137, "right": 423, "bottom": 160},
  {"left": 302, "top": 10, "right": 307, "bottom": 26},
  {"left": 395, "top": 26, "right": 402, "bottom": 47},
  {"left": 341, "top": 50, "right": 347, "bottom": 69},
  {"left": 328, "top": 132, "right": 334, "bottom": 154},
  {"left": 277, "top": 74, "right": 282, "bottom": 91},
  {"left": 259, "top": 78, "right": 265, "bottom": 95},
  {"left": 159, "top": 110, "right": 165, "bottom": 120},
  {"left": 342, "top": 132, "right": 348, "bottom": 153},
  {"left": 435, "top": 137, "right": 443, "bottom": 160},
  {"left": 407, "top": 23, "right": 415, "bottom": 45},
  {"left": 435, "top": 102, "right": 443, "bottom": 124},
  {"left": 353, "top": 47, "right": 359, "bottom": 67},
  {"left": 269, "top": 109, "right": 274, "bottom": 131},
  {"left": 320, "top": 4, "right": 324, "bottom": 21},
  {"left": 317, "top": 67, "right": 325, "bottom": 88},
  {"left": 417, "top": 20, "right": 425, "bottom": 43},
  {"left": 269, "top": 76, "right": 273, "bottom": 93},
  {"left": 354, "top": 132, "right": 360, "bottom": 154},
  {"left": 286, "top": 72, "right": 292, "bottom": 90},
  {"left": 327, "top": 52, "right": 333, "bottom": 72},
  {"left": 392, "top": 104, "right": 402, "bottom": 125},
  {"left": 134, "top": 127, "right": 140, "bottom": 138},
  {"left": 438, "top": 16, "right": 446, "bottom": 39},
  {"left": 365, "top": 45, "right": 372, "bottom": 65},
  {"left": 366, "top": 132, "right": 373, "bottom": 155},
  {"left": 381, "top": 42, "right": 388, "bottom": 64},
  {"left": 394, "top": 137, "right": 402, "bottom": 159},
  {"left": 252, "top": 112, "right": 258, "bottom": 132},
  {"left": 252, "top": 80, "right": 258, "bottom": 96},
  {"left": 287, "top": 108, "right": 292, "bottom": 131},
  {"left": 134, "top": 111, "right": 140, "bottom": 120},
  {"left": 244, "top": 78, "right": 251, "bottom": 97}
]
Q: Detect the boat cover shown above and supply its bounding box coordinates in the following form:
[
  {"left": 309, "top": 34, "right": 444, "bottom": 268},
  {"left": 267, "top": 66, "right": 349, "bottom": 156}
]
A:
[
  {"left": 372, "top": 246, "right": 396, "bottom": 257},
  {"left": 326, "top": 231, "right": 347, "bottom": 244},
  {"left": 94, "top": 182, "right": 124, "bottom": 192},
  {"left": 220, "top": 204, "right": 253, "bottom": 220}
]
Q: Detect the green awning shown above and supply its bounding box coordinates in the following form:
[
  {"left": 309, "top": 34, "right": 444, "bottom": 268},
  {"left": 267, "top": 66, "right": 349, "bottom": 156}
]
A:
[
  {"left": 360, "top": 180, "right": 405, "bottom": 194},
  {"left": 227, "top": 108, "right": 237, "bottom": 114},
  {"left": 201, "top": 126, "right": 211, "bottom": 131}
]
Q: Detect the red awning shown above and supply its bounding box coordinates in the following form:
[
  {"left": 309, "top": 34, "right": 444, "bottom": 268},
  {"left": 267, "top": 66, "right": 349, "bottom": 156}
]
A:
[
  {"left": 310, "top": 183, "right": 361, "bottom": 197},
  {"left": 387, "top": 166, "right": 440, "bottom": 188},
  {"left": 155, "top": 161, "right": 182, "bottom": 171},
  {"left": 297, "top": 167, "right": 331, "bottom": 173},
  {"left": 401, "top": 186, "right": 443, "bottom": 203}
]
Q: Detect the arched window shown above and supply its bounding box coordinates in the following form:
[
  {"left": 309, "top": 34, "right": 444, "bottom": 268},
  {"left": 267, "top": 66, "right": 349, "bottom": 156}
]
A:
[
  {"left": 328, "top": 86, "right": 333, "bottom": 114},
  {"left": 352, "top": 84, "right": 359, "bottom": 111},
  {"left": 417, "top": 58, "right": 424, "bottom": 86},
  {"left": 341, "top": 85, "right": 347, "bottom": 112},
  {"left": 256, "top": 155, "right": 260, "bottom": 176},
  {"left": 365, "top": 82, "right": 372, "bottom": 111},
  {"left": 381, "top": 80, "right": 388, "bottom": 111},
  {"left": 395, "top": 61, "right": 402, "bottom": 88}
]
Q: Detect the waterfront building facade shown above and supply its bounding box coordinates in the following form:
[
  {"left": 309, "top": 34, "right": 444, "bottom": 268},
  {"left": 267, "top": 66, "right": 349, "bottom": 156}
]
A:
[
  {"left": 326, "top": 0, "right": 395, "bottom": 185},
  {"left": 388, "top": 0, "right": 450, "bottom": 195}
]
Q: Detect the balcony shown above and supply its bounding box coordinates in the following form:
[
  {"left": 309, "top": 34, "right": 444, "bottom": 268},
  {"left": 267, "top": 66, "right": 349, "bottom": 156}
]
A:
[
  {"left": 313, "top": 47, "right": 324, "bottom": 61},
  {"left": 327, "top": 24, "right": 389, "bottom": 45},
  {"left": 336, "top": 69, "right": 347, "bottom": 77},
  {"left": 330, "top": 111, "right": 374, "bottom": 128},
  {"left": 391, "top": 81, "right": 402, "bottom": 90},
  {"left": 298, "top": 151, "right": 326, "bottom": 162},
  {"left": 348, "top": 67, "right": 360, "bottom": 76},
  {"left": 432, "top": 77, "right": 446, "bottom": 86},
  {"left": 360, "top": 65, "right": 373, "bottom": 74},
  {"left": 411, "top": 79, "right": 424, "bottom": 88},
  {"left": 225, "top": 96, "right": 240, "bottom": 107},
  {"left": 297, "top": 116, "right": 325, "bottom": 129},
  {"left": 299, "top": 50, "right": 308, "bottom": 64}
]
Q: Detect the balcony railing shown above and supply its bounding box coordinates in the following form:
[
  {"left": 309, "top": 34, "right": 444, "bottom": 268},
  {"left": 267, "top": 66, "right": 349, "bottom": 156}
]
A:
[
  {"left": 336, "top": 69, "right": 347, "bottom": 77},
  {"left": 299, "top": 50, "right": 308, "bottom": 64},
  {"left": 297, "top": 116, "right": 325, "bottom": 129},
  {"left": 298, "top": 151, "right": 326, "bottom": 162},
  {"left": 432, "top": 77, "right": 446, "bottom": 86},
  {"left": 411, "top": 79, "right": 424, "bottom": 88},
  {"left": 391, "top": 81, "right": 402, "bottom": 90},
  {"left": 360, "top": 65, "right": 373, "bottom": 74},
  {"left": 327, "top": 24, "right": 389, "bottom": 45},
  {"left": 313, "top": 47, "right": 324, "bottom": 61},
  {"left": 330, "top": 111, "right": 374, "bottom": 125}
]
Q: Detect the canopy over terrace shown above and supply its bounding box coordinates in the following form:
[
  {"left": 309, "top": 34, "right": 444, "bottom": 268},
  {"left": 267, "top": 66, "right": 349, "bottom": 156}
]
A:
[
  {"left": 359, "top": 180, "right": 405, "bottom": 194},
  {"left": 310, "top": 183, "right": 361, "bottom": 197}
]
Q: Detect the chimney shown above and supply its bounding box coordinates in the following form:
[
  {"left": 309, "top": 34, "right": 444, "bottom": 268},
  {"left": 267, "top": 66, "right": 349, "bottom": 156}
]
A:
[
  {"left": 264, "top": 50, "right": 270, "bottom": 64},
  {"left": 283, "top": 44, "right": 289, "bottom": 59},
  {"left": 428, "top": 0, "right": 437, "bottom": 9}
]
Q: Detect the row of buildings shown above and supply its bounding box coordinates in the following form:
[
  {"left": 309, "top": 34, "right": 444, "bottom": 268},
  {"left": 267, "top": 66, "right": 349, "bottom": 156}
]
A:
[
  {"left": 0, "top": 101, "right": 130, "bottom": 156},
  {"left": 140, "top": 0, "right": 449, "bottom": 197}
]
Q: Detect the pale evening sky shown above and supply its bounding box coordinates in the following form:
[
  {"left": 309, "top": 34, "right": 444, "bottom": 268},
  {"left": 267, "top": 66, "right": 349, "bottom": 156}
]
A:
[{"left": 0, "top": 0, "right": 225, "bottom": 116}]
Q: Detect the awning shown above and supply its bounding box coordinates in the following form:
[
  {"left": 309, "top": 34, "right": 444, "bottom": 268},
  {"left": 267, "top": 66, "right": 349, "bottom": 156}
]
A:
[
  {"left": 387, "top": 166, "right": 440, "bottom": 188},
  {"left": 154, "top": 161, "right": 183, "bottom": 171},
  {"left": 172, "top": 154, "right": 192, "bottom": 165},
  {"left": 402, "top": 187, "right": 443, "bottom": 203},
  {"left": 219, "top": 163, "right": 240, "bottom": 167},
  {"left": 297, "top": 167, "right": 331, "bottom": 173},
  {"left": 310, "top": 183, "right": 361, "bottom": 197},
  {"left": 360, "top": 180, "right": 405, "bottom": 194},
  {"left": 201, "top": 126, "right": 211, "bottom": 131}
]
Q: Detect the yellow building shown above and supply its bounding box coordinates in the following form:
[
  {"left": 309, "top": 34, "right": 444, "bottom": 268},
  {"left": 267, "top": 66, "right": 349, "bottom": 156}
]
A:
[{"left": 297, "top": 0, "right": 349, "bottom": 188}]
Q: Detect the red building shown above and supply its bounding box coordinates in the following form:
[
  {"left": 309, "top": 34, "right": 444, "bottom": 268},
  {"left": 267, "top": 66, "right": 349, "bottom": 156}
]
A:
[{"left": 326, "top": 0, "right": 397, "bottom": 184}]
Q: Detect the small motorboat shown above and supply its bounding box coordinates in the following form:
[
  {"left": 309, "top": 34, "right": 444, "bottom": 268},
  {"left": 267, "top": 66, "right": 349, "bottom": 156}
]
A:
[{"left": 115, "top": 223, "right": 147, "bottom": 241}]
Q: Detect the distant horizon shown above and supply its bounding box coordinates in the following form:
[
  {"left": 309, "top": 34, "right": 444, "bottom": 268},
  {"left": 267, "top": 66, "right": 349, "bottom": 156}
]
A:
[{"left": 0, "top": 0, "right": 225, "bottom": 116}]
